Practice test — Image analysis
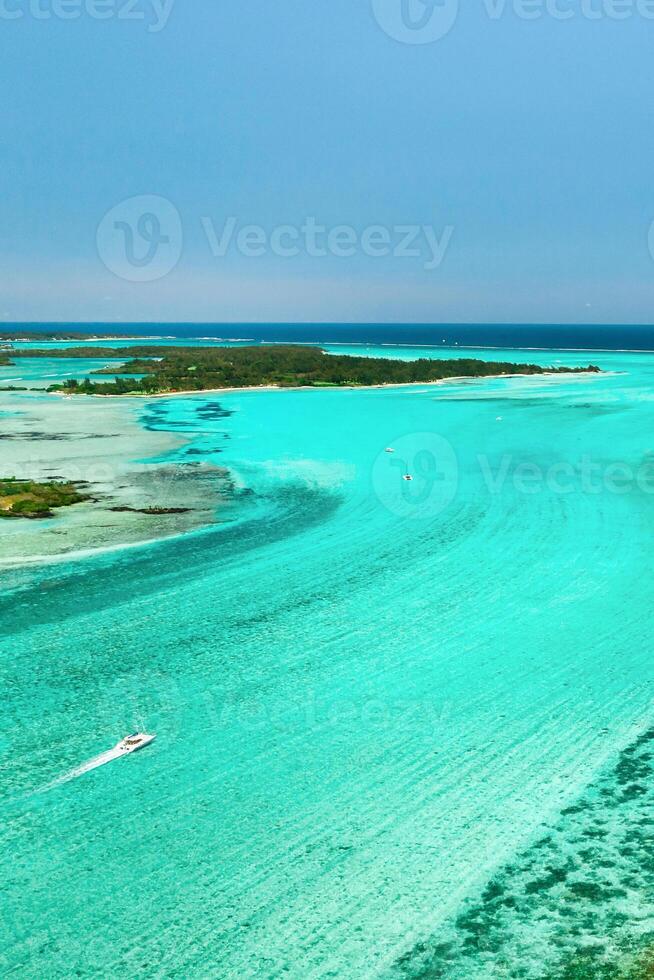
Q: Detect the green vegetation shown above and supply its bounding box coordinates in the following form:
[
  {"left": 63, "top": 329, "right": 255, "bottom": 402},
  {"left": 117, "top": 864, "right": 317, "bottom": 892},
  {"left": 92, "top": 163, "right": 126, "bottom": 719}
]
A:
[
  {"left": 45, "top": 345, "right": 600, "bottom": 396},
  {"left": 552, "top": 943, "right": 654, "bottom": 979},
  {"left": 0, "top": 332, "right": 135, "bottom": 365},
  {"left": 0, "top": 331, "right": 132, "bottom": 341},
  {"left": 0, "top": 478, "right": 89, "bottom": 519},
  {"left": 12, "top": 344, "right": 147, "bottom": 358},
  {"left": 108, "top": 505, "right": 192, "bottom": 515}
]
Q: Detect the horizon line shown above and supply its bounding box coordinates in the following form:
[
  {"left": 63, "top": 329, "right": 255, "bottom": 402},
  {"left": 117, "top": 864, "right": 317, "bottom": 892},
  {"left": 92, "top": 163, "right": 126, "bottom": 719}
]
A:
[{"left": 4, "top": 321, "right": 654, "bottom": 329}]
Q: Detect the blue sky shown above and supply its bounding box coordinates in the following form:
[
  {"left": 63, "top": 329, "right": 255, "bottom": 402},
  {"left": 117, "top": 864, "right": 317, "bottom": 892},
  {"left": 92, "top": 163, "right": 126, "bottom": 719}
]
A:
[{"left": 1, "top": 0, "right": 653, "bottom": 323}]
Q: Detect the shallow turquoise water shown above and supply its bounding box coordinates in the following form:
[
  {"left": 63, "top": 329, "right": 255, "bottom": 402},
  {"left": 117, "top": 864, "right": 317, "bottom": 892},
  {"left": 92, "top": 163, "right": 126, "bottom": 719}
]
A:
[
  {"left": 0, "top": 355, "right": 148, "bottom": 388},
  {"left": 2, "top": 349, "right": 654, "bottom": 977}
]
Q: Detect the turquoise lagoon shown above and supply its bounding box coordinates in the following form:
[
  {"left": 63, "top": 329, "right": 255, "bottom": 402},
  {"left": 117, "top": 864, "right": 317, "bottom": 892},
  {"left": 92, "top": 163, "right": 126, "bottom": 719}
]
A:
[{"left": 2, "top": 346, "right": 654, "bottom": 977}]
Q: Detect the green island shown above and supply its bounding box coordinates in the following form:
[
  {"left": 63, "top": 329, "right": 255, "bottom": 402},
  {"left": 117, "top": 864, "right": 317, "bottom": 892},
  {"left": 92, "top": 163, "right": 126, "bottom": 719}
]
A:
[
  {"left": 0, "top": 478, "right": 89, "bottom": 519},
  {"left": 0, "top": 330, "right": 134, "bottom": 342},
  {"left": 0, "top": 331, "right": 137, "bottom": 368},
  {"left": 41, "top": 345, "right": 601, "bottom": 395}
]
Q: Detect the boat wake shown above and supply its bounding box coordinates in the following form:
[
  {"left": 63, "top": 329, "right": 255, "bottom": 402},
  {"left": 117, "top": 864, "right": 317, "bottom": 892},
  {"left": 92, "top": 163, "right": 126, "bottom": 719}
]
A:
[
  {"left": 37, "top": 733, "right": 156, "bottom": 794},
  {"left": 40, "top": 747, "right": 127, "bottom": 792}
]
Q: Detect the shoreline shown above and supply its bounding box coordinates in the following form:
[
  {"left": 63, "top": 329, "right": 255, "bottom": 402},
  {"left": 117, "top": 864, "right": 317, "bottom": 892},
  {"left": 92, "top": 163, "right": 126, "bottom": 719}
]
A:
[
  {"left": 57, "top": 369, "right": 601, "bottom": 400},
  {"left": 8, "top": 334, "right": 654, "bottom": 354},
  {"left": 1, "top": 366, "right": 601, "bottom": 565},
  {"left": 0, "top": 392, "right": 228, "bottom": 565}
]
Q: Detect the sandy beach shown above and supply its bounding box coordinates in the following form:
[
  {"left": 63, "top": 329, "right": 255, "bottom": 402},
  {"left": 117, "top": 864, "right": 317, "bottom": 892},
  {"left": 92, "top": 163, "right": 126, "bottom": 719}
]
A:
[
  {"left": 0, "top": 390, "right": 230, "bottom": 565},
  {"left": 72, "top": 369, "right": 596, "bottom": 400}
]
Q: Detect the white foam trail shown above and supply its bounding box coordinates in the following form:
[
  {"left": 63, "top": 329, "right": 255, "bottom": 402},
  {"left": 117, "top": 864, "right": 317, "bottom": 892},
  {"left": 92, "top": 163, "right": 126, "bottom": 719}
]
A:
[{"left": 38, "top": 745, "right": 127, "bottom": 792}]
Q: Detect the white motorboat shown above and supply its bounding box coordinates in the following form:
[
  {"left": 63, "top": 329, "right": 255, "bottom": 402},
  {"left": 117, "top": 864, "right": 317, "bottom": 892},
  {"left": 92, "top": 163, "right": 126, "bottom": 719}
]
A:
[
  {"left": 385, "top": 447, "right": 395, "bottom": 453},
  {"left": 403, "top": 474, "right": 413, "bottom": 482},
  {"left": 116, "top": 732, "right": 157, "bottom": 755}
]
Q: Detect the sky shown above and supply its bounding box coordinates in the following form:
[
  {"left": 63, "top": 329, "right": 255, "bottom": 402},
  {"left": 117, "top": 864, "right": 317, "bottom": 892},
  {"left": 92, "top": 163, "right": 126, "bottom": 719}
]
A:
[{"left": 1, "top": 0, "right": 653, "bottom": 324}]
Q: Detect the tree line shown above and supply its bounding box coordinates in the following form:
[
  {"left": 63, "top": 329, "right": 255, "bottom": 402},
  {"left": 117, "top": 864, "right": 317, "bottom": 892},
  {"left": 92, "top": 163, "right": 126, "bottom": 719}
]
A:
[{"left": 44, "top": 345, "right": 600, "bottom": 396}]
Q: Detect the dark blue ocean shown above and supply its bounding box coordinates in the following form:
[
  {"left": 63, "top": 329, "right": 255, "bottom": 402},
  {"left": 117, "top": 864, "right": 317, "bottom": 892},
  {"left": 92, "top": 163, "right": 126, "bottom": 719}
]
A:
[{"left": 10, "top": 322, "right": 654, "bottom": 350}]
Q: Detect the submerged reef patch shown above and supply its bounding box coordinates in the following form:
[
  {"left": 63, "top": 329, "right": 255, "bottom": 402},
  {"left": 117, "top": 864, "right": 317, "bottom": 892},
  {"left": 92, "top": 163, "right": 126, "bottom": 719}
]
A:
[{"left": 389, "top": 727, "right": 654, "bottom": 979}]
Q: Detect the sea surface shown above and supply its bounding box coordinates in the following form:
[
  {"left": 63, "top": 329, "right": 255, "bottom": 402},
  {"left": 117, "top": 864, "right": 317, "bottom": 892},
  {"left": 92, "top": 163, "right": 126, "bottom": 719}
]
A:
[{"left": 2, "top": 326, "right": 654, "bottom": 978}]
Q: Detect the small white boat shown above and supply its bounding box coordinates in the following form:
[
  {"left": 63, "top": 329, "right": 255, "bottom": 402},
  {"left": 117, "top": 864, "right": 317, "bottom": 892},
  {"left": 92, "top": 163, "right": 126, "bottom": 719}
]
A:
[
  {"left": 403, "top": 474, "right": 413, "bottom": 482},
  {"left": 116, "top": 732, "right": 157, "bottom": 755},
  {"left": 385, "top": 447, "right": 395, "bottom": 453}
]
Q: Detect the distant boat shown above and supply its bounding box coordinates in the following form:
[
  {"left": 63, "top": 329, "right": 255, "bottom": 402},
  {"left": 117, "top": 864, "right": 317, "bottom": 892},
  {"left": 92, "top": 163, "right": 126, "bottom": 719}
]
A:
[
  {"left": 76, "top": 732, "right": 156, "bottom": 775},
  {"left": 385, "top": 447, "right": 395, "bottom": 453},
  {"left": 403, "top": 474, "right": 413, "bottom": 482},
  {"left": 117, "top": 733, "right": 157, "bottom": 755},
  {"left": 496, "top": 416, "right": 503, "bottom": 421}
]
